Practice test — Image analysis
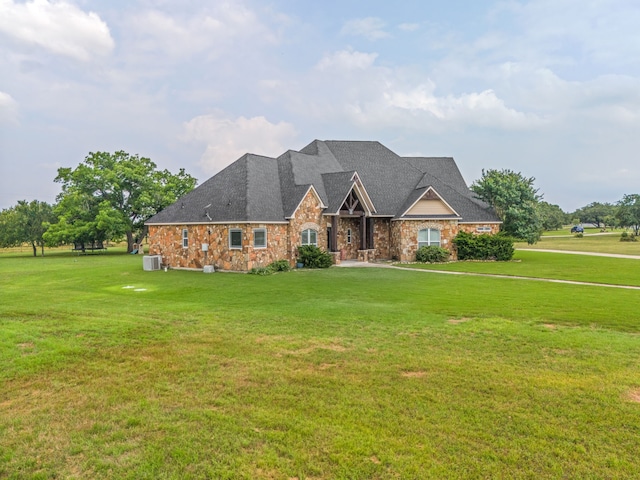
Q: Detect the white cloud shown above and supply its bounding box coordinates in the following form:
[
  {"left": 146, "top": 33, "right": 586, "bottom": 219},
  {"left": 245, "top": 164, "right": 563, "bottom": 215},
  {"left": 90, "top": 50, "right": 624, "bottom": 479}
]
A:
[
  {"left": 125, "top": 3, "right": 279, "bottom": 60},
  {"left": 302, "top": 49, "right": 543, "bottom": 133},
  {"left": 383, "top": 85, "right": 543, "bottom": 130},
  {"left": 315, "top": 50, "right": 378, "bottom": 71},
  {"left": 182, "top": 112, "right": 297, "bottom": 173},
  {"left": 490, "top": 0, "right": 640, "bottom": 70},
  {"left": 398, "top": 23, "right": 420, "bottom": 32},
  {"left": 341, "top": 17, "right": 390, "bottom": 41},
  {"left": 0, "top": 91, "right": 18, "bottom": 124},
  {"left": 0, "top": 0, "right": 114, "bottom": 61}
]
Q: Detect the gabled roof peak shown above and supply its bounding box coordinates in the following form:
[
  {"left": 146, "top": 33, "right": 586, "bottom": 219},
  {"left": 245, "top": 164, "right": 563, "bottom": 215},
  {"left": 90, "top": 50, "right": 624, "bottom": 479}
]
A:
[{"left": 146, "top": 139, "right": 500, "bottom": 225}]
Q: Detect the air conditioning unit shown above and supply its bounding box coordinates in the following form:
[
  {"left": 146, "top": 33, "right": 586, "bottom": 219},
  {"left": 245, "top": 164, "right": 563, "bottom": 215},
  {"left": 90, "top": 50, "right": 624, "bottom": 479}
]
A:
[{"left": 143, "top": 255, "right": 162, "bottom": 271}]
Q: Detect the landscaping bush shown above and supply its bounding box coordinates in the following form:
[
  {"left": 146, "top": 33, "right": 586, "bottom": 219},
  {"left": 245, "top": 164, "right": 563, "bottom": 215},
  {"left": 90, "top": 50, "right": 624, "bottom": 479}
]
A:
[
  {"left": 248, "top": 266, "right": 273, "bottom": 275},
  {"left": 620, "top": 232, "right": 637, "bottom": 242},
  {"left": 575, "top": 232, "right": 583, "bottom": 238},
  {"left": 248, "top": 259, "right": 293, "bottom": 275},
  {"left": 453, "top": 231, "right": 514, "bottom": 261},
  {"left": 269, "top": 259, "right": 292, "bottom": 271},
  {"left": 415, "top": 245, "right": 450, "bottom": 263},
  {"left": 297, "top": 245, "right": 333, "bottom": 268}
]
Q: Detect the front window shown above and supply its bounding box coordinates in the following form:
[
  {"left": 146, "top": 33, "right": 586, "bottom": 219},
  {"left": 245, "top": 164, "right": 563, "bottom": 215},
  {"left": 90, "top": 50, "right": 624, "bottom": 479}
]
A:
[
  {"left": 229, "top": 229, "right": 242, "bottom": 249},
  {"left": 301, "top": 229, "right": 317, "bottom": 246},
  {"left": 347, "top": 228, "right": 352, "bottom": 244},
  {"left": 418, "top": 228, "right": 440, "bottom": 248},
  {"left": 253, "top": 228, "right": 267, "bottom": 248},
  {"left": 182, "top": 229, "right": 188, "bottom": 248}
]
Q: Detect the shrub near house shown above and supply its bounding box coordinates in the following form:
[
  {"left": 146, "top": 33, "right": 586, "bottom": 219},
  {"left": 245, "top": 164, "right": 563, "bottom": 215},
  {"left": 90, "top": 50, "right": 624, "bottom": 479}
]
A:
[
  {"left": 298, "top": 245, "right": 333, "bottom": 268},
  {"left": 415, "top": 245, "right": 450, "bottom": 263},
  {"left": 453, "top": 231, "right": 514, "bottom": 261}
]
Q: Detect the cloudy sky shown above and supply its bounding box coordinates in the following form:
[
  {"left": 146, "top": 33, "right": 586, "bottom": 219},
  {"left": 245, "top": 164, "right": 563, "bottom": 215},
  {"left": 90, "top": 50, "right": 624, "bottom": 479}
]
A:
[{"left": 1, "top": 0, "right": 639, "bottom": 212}]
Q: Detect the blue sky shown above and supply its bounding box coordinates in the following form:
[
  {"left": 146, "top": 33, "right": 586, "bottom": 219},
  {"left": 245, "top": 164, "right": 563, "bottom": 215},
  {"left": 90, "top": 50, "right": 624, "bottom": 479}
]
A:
[{"left": 1, "top": 0, "right": 640, "bottom": 211}]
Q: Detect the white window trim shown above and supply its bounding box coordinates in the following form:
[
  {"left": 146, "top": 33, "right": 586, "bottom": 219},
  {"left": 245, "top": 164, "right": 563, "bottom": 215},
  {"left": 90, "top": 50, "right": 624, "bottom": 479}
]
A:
[
  {"left": 301, "top": 228, "right": 318, "bottom": 246},
  {"left": 347, "top": 228, "right": 352, "bottom": 244},
  {"left": 229, "top": 229, "right": 243, "bottom": 250},
  {"left": 182, "top": 228, "right": 188, "bottom": 248},
  {"left": 253, "top": 228, "right": 267, "bottom": 249},
  {"left": 418, "top": 228, "right": 441, "bottom": 248}
]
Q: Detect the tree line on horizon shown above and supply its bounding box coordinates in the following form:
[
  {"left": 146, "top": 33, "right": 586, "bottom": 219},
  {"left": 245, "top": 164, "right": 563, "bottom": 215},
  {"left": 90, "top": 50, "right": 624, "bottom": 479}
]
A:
[
  {"left": 0, "top": 151, "right": 197, "bottom": 256},
  {"left": 471, "top": 170, "right": 640, "bottom": 244},
  {"left": 1, "top": 153, "right": 639, "bottom": 256}
]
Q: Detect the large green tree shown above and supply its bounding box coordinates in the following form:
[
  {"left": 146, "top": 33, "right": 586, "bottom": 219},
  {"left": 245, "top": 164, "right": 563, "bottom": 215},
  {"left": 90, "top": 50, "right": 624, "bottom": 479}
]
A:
[
  {"left": 471, "top": 169, "right": 542, "bottom": 244},
  {"left": 0, "top": 200, "right": 55, "bottom": 256},
  {"left": 537, "top": 201, "right": 567, "bottom": 231},
  {"left": 616, "top": 194, "right": 640, "bottom": 236},
  {"left": 45, "top": 151, "right": 197, "bottom": 252},
  {"left": 572, "top": 202, "right": 615, "bottom": 229}
]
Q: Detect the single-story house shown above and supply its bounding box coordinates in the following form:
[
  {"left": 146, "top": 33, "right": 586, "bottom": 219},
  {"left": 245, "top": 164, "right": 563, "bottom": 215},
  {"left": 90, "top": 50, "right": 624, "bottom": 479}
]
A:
[{"left": 145, "top": 140, "right": 501, "bottom": 271}]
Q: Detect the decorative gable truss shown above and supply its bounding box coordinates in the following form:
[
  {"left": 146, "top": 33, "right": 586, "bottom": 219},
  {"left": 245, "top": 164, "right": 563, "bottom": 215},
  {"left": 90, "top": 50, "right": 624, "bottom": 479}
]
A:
[{"left": 333, "top": 172, "right": 376, "bottom": 216}]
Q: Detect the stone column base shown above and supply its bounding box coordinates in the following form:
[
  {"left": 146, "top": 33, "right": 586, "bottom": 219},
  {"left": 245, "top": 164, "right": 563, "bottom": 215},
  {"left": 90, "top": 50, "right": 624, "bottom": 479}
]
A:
[{"left": 357, "top": 249, "right": 376, "bottom": 262}]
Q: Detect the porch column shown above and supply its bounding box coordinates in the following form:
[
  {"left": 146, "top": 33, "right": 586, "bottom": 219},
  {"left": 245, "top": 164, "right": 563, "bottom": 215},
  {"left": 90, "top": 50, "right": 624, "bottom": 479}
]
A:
[
  {"left": 367, "top": 217, "right": 374, "bottom": 250},
  {"left": 360, "top": 213, "right": 366, "bottom": 250}
]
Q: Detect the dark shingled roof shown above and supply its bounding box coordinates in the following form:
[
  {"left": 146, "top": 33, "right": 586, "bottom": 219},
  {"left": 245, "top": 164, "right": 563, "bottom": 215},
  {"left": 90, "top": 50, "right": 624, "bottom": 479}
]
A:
[
  {"left": 146, "top": 140, "right": 500, "bottom": 225},
  {"left": 321, "top": 171, "right": 358, "bottom": 214}
]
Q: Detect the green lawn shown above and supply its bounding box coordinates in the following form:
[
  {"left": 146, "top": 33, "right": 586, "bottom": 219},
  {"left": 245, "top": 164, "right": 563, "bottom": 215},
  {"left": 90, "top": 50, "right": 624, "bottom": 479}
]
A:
[
  {"left": 402, "top": 250, "right": 640, "bottom": 286},
  {"left": 521, "top": 231, "right": 640, "bottom": 255},
  {"left": 2, "top": 254, "right": 640, "bottom": 478}
]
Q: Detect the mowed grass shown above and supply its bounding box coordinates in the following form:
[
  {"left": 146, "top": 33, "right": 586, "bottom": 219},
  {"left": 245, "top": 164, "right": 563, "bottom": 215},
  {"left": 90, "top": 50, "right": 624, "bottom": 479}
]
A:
[
  {"left": 519, "top": 231, "right": 640, "bottom": 255},
  {"left": 402, "top": 250, "right": 640, "bottom": 286},
  {"left": 2, "top": 255, "right": 640, "bottom": 478}
]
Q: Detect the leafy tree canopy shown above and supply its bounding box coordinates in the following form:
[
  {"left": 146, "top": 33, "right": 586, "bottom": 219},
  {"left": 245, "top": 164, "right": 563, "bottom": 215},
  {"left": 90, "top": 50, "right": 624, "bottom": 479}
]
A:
[
  {"left": 45, "top": 151, "right": 197, "bottom": 251},
  {"left": 537, "top": 201, "right": 567, "bottom": 231},
  {"left": 471, "top": 169, "right": 542, "bottom": 244},
  {"left": 572, "top": 202, "right": 615, "bottom": 228},
  {"left": 616, "top": 194, "right": 640, "bottom": 236},
  {"left": 0, "top": 200, "right": 55, "bottom": 256}
]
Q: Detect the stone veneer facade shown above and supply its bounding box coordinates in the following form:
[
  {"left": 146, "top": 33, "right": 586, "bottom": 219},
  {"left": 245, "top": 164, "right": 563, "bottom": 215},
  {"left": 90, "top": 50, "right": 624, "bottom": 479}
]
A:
[
  {"left": 148, "top": 223, "right": 289, "bottom": 271},
  {"left": 390, "top": 220, "right": 502, "bottom": 262},
  {"left": 335, "top": 217, "right": 361, "bottom": 260},
  {"left": 458, "top": 223, "right": 501, "bottom": 235},
  {"left": 372, "top": 219, "right": 391, "bottom": 260},
  {"left": 286, "top": 189, "right": 326, "bottom": 264},
  {"left": 148, "top": 190, "right": 500, "bottom": 271},
  {"left": 390, "top": 220, "right": 458, "bottom": 262}
]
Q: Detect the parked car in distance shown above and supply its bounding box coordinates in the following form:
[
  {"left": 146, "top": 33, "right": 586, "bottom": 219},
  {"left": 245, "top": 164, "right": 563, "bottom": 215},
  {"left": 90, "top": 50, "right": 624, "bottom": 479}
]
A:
[{"left": 571, "top": 225, "right": 584, "bottom": 233}]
